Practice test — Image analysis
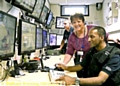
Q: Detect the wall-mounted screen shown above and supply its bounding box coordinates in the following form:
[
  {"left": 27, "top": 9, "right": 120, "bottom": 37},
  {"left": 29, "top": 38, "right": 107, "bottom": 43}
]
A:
[
  {"left": 46, "top": 17, "right": 55, "bottom": 29},
  {"left": 18, "top": 20, "right": 36, "bottom": 55},
  {"left": 49, "top": 33, "right": 57, "bottom": 46},
  {"left": 57, "top": 35, "right": 63, "bottom": 46},
  {"left": 39, "top": 5, "right": 49, "bottom": 24},
  {"left": 42, "top": 30, "right": 47, "bottom": 48},
  {"left": 36, "top": 27, "right": 42, "bottom": 49},
  {"left": 0, "top": 11, "right": 17, "bottom": 59},
  {"left": 55, "top": 16, "right": 68, "bottom": 29},
  {"left": 26, "top": 0, "right": 46, "bottom": 19},
  {"left": 46, "top": 11, "right": 53, "bottom": 26},
  {"left": 11, "top": 0, "right": 37, "bottom": 13}
]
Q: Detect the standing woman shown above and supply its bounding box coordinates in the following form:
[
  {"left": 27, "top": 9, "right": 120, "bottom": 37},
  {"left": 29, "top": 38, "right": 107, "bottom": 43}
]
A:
[{"left": 63, "top": 13, "right": 95, "bottom": 77}]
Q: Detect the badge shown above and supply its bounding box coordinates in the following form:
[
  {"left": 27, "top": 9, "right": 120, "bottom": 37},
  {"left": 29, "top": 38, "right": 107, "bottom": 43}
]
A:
[{"left": 77, "top": 51, "right": 83, "bottom": 55}]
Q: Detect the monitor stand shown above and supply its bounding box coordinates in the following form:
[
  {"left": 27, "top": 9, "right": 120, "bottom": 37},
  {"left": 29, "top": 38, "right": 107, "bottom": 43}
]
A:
[{"left": 39, "top": 54, "right": 50, "bottom": 72}]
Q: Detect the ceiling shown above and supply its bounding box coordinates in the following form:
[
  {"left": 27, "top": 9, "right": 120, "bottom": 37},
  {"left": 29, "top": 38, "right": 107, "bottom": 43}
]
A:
[{"left": 49, "top": 0, "right": 104, "bottom": 5}]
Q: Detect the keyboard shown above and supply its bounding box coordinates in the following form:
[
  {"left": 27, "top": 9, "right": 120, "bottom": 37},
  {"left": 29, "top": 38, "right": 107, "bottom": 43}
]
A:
[{"left": 49, "top": 69, "right": 65, "bottom": 83}]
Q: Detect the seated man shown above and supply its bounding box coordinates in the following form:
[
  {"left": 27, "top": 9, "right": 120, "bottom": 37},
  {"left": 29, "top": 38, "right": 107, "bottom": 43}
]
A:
[{"left": 56, "top": 26, "right": 120, "bottom": 86}]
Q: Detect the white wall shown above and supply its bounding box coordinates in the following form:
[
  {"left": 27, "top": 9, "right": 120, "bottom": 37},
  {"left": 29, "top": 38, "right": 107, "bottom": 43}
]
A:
[
  {"left": 102, "top": 0, "right": 120, "bottom": 40},
  {"left": 50, "top": 4, "right": 104, "bottom": 27}
]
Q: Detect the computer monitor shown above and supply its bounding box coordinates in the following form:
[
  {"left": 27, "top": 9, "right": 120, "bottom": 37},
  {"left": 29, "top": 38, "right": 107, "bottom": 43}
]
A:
[
  {"left": 26, "top": 0, "right": 46, "bottom": 20},
  {"left": 42, "top": 29, "right": 47, "bottom": 48},
  {"left": 39, "top": 5, "right": 50, "bottom": 24},
  {"left": 55, "top": 16, "right": 68, "bottom": 29},
  {"left": 11, "top": 0, "right": 37, "bottom": 13},
  {"left": 46, "top": 11, "right": 53, "bottom": 26},
  {"left": 57, "top": 35, "right": 63, "bottom": 46},
  {"left": 47, "top": 32, "right": 49, "bottom": 46},
  {"left": 0, "top": 11, "right": 17, "bottom": 59},
  {"left": 46, "top": 17, "right": 55, "bottom": 29},
  {"left": 36, "top": 27, "right": 42, "bottom": 49},
  {"left": 18, "top": 19, "right": 37, "bottom": 55},
  {"left": 49, "top": 33, "right": 57, "bottom": 46}
]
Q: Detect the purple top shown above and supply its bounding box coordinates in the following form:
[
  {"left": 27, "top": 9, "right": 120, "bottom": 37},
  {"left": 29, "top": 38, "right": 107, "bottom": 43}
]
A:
[{"left": 66, "top": 25, "right": 96, "bottom": 58}]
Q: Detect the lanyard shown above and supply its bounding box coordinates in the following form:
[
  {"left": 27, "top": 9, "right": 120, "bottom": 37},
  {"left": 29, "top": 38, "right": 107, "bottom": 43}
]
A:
[{"left": 76, "top": 29, "right": 85, "bottom": 50}]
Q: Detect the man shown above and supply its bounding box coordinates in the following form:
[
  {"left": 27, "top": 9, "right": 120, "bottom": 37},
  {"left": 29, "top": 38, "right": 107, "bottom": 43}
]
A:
[
  {"left": 56, "top": 26, "right": 120, "bottom": 86},
  {"left": 57, "top": 19, "right": 74, "bottom": 53}
]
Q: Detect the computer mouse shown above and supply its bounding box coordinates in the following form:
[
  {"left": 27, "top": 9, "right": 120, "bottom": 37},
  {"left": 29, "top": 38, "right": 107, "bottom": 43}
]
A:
[{"left": 54, "top": 67, "right": 64, "bottom": 71}]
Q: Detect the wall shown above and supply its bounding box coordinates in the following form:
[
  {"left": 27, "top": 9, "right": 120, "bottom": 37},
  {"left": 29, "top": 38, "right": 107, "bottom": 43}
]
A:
[
  {"left": 102, "top": 0, "right": 120, "bottom": 40},
  {"left": 50, "top": 4, "right": 104, "bottom": 34},
  {"left": 50, "top": 4, "right": 104, "bottom": 27}
]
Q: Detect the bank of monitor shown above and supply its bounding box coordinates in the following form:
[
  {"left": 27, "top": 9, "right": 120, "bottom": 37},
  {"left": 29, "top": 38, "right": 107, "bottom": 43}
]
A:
[
  {"left": 17, "top": 19, "right": 36, "bottom": 55},
  {"left": 42, "top": 29, "right": 47, "bottom": 48},
  {"left": 57, "top": 35, "right": 63, "bottom": 46},
  {"left": 49, "top": 33, "right": 57, "bottom": 46},
  {"left": 0, "top": 11, "right": 17, "bottom": 59},
  {"left": 36, "top": 27, "right": 43, "bottom": 49},
  {"left": 26, "top": 0, "right": 46, "bottom": 20},
  {"left": 7, "top": 0, "right": 37, "bottom": 13}
]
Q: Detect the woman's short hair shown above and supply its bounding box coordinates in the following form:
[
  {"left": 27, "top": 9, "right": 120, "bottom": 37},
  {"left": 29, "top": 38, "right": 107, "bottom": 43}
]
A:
[{"left": 70, "top": 13, "right": 85, "bottom": 23}]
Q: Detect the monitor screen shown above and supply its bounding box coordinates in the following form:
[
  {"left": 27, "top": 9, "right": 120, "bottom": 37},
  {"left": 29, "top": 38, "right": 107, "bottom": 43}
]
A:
[
  {"left": 42, "top": 30, "right": 47, "bottom": 48},
  {"left": 18, "top": 20, "right": 36, "bottom": 55},
  {"left": 55, "top": 16, "right": 68, "bottom": 29},
  {"left": 47, "top": 32, "right": 49, "bottom": 46},
  {"left": 49, "top": 33, "right": 57, "bottom": 46},
  {"left": 57, "top": 35, "right": 63, "bottom": 46},
  {"left": 46, "top": 11, "right": 53, "bottom": 26},
  {"left": 11, "top": 0, "right": 37, "bottom": 13},
  {"left": 26, "top": 0, "right": 46, "bottom": 19},
  {"left": 0, "top": 11, "right": 17, "bottom": 59},
  {"left": 36, "top": 27, "right": 42, "bottom": 49},
  {"left": 46, "top": 17, "right": 55, "bottom": 29},
  {"left": 39, "top": 5, "right": 49, "bottom": 24}
]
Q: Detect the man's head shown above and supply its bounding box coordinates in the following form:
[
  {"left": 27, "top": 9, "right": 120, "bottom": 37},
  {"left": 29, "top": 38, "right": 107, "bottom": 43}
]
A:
[
  {"left": 88, "top": 26, "right": 107, "bottom": 49},
  {"left": 63, "top": 19, "right": 71, "bottom": 30}
]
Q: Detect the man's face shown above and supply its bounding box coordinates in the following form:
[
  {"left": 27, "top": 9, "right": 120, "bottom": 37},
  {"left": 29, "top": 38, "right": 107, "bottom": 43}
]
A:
[
  {"left": 63, "top": 20, "right": 70, "bottom": 30},
  {"left": 88, "top": 29, "right": 102, "bottom": 48}
]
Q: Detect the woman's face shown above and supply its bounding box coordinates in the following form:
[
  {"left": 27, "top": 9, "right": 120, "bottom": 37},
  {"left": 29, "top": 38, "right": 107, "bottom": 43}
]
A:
[{"left": 71, "top": 18, "right": 84, "bottom": 31}]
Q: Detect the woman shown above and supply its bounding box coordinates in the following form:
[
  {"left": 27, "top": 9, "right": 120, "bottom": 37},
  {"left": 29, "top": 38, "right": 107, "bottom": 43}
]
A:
[{"left": 63, "top": 13, "right": 95, "bottom": 65}]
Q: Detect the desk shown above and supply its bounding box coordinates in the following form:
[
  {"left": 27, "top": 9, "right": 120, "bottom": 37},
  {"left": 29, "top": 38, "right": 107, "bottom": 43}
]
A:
[{"left": 1, "top": 55, "right": 76, "bottom": 86}]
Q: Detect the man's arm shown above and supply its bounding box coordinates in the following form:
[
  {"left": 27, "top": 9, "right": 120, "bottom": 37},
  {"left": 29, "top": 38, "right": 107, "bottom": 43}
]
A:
[
  {"left": 56, "top": 63, "right": 83, "bottom": 72},
  {"left": 59, "top": 39, "right": 65, "bottom": 50},
  {"left": 56, "top": 71, "right": 109, "bottom": 85},
  {"left": 79, "top": 71, "right": 109, "bottom": 85}
]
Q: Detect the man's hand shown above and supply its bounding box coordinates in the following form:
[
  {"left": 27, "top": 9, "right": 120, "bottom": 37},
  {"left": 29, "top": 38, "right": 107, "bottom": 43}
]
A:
[
  {"left": 55, "top": 48, "right": 61, "bottom": 50},
  {"left": 56, "top": 75, "right": 76, "bottom": 85},
  {"left": 55, "top": 63, "right": 67, "bottom": 70}
]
